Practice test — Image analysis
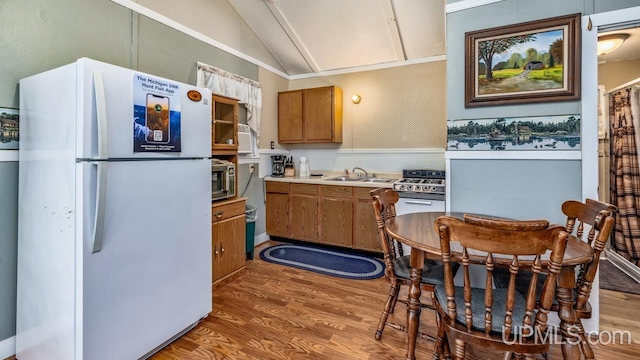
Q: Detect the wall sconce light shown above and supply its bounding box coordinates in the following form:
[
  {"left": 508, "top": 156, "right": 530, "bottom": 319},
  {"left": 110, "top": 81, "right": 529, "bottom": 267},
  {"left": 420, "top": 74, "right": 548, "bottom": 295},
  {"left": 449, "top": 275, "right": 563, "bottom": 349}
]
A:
[
  {"left": 597, "top": 34, "right": 629, "bottom": 55},
  {"left": 351, "top": 94, "right": 361, "bottom": 104}
]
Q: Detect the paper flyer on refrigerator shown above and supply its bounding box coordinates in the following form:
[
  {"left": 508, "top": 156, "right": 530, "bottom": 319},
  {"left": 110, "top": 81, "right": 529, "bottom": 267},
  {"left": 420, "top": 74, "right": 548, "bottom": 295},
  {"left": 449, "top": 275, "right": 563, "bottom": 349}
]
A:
[{"left": 133, "top": 73, "right": 182, "bottom": 152}]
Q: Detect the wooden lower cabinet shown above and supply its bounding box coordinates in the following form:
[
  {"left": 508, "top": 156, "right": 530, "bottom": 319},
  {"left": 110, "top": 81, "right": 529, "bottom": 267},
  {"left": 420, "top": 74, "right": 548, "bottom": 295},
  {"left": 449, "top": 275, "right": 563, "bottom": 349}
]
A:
[
  {"left": 320, "top": 186, "right": 353, "bottom": 247},
  {"left": 290, "top": 184, "right": 319, "bottom": 241},
  {"left": 266, "top": 182, "right": 290, "bottom": 237},
  {"left": 212, "top": 198, "right": 246, "bottom": 286},
  {"left": 265, "top": 181, "right": 380, "bottom": 253},
  {"left": 354, "top": 187, "right": 382, "bottom": 252}
]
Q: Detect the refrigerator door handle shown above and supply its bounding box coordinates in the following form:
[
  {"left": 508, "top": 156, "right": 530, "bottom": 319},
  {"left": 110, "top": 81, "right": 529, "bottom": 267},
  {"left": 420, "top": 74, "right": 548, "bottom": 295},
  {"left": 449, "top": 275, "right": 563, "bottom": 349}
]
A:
[
  {"left": 91, "top": 70, "right": 109, "bottom": 253},
  {"left": 92, "top": 70, "right": 108, "bottom": 159},
  {"left": 92, "top": 161, "right": 108, "bottom": 253}
]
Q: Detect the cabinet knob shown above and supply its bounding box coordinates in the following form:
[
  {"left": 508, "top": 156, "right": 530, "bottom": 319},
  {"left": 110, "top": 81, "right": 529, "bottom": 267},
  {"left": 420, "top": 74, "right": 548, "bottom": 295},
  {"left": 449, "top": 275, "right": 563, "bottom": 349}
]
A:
[
  {"left": 215, "top": 211, "right": 224, "bottom": 219},
  {"left": 214, "top": 245, "right": 219, "bottom": 256},
  {"left": 220, "top": 243, "right": 225, "bottom": 253}
]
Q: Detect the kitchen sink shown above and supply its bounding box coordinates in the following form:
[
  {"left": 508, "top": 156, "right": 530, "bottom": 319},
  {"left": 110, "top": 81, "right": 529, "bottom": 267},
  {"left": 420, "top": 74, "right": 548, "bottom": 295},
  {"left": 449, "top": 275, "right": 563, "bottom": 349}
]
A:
[
  {"left": 324, "top": 176, "right": 363, "bottom": 181},
  {"left": 358, "top": 178, "right": 397, "bottom": 183},
  {"left": 324, "top": 176, "right": 397, "bottom": 183}
]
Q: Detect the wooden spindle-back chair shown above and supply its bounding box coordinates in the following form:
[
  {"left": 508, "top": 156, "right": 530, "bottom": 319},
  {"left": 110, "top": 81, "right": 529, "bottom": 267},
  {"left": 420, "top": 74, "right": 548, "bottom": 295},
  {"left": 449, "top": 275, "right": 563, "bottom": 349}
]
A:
[
  {"left": 370, "top": 188, "right": 457, "bottom": 340},
  {"left": 493, "top": 199, "right": 616, "bottom": 360},
  {"left": 433, "top": 215, "right": 569, "bottom": 359}
]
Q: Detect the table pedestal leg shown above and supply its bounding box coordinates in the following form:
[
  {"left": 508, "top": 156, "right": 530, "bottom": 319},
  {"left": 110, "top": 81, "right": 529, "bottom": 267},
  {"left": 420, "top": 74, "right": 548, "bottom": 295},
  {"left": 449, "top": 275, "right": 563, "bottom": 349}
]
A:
[
  {"left": 406, "top": 249, "right": 425, "bottom": 360},
  {"left": 557, "top": 266, "right": 581, "bottom": 360}
]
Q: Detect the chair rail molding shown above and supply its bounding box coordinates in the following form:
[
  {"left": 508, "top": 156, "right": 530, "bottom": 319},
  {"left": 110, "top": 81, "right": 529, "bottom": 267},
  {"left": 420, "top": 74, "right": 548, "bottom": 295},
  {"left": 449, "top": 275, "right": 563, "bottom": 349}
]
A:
[{"left": 0, "top": 151, "right": 18, "bottom": 162}]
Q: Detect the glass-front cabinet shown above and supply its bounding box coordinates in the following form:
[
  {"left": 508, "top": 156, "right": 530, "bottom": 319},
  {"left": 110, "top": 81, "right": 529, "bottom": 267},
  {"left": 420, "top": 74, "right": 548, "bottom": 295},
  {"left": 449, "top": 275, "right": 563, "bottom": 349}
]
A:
[{"left": 212, "top": 94, "right": 238, "bottom": 152}]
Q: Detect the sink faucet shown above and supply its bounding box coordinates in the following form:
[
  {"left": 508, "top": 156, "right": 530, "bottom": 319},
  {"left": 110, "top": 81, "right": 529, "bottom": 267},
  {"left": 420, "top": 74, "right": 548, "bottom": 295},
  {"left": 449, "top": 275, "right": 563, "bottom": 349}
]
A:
[{"left": 352, "top": 167, "right": 369, "bottom": 178}]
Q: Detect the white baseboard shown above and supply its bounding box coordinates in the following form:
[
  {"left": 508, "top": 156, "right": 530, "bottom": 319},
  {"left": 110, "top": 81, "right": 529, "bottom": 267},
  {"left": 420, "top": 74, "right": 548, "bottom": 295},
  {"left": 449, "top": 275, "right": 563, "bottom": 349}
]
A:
[
  {"left": 606, "top": 249, "right": 640, "bottom": 283},
  {"left": 0, "top": 336, "right": 15, "bottom": 360},
  {"left": 254, "top": 232, "right": 270, "bottom": 247}
]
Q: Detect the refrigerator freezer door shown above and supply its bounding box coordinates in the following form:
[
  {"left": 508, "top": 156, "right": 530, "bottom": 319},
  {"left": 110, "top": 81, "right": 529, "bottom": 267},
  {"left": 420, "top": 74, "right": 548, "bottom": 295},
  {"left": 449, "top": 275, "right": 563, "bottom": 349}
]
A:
[
  {"left": 78, "top": 159, "right": 212, "bottom": 360},
  {"left": 76, "top": 58, "right": 212, "bottom": 159}
]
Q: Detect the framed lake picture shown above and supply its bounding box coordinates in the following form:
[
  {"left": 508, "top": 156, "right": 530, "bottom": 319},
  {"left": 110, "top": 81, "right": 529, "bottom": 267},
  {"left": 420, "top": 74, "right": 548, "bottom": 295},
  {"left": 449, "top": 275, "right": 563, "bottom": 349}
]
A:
[
  {"left": 465, "top": 14, "right": 580, "bottom": 107},
  {"left": 447, "top": 115, "right": 581, "bottom": 151},
  {"left": 0, "top": 107, "right": 19, "bottom": 149}
]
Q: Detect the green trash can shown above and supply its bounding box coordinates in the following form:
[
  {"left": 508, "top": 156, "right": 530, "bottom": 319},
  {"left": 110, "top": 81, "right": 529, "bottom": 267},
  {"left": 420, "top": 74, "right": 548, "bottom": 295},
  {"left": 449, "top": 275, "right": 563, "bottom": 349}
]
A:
[{"left": 245, "top": 205, "right": 257, "bottom": 260}]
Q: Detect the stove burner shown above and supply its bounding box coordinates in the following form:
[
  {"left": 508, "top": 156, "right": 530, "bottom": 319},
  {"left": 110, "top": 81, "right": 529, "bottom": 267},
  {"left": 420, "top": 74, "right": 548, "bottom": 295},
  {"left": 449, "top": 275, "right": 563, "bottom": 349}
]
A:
[
  {"left": 393, "top": 169, "right": 446, "bottom": 199},
  {"left": 397, "top": 178, "right": 445, "bottom": 185}
]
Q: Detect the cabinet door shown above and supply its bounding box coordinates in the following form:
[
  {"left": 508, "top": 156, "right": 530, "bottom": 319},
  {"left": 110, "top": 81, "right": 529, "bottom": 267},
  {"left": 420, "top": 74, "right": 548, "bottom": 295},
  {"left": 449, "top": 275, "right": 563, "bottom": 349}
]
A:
[
  {"left": 266, "top": 192, "right": 289, "bottom": 237},
  {"left": 212, "top": 95, "right": 238, "bottom": 151},
  {"left": 320, "top": 197, "right": 353, "bottom": 247},
  {"left": 354, "top": 199, "right": 382, "bottom": 252},
  {"left": 291, "top": 195, "right": 318, "bottom": 241},
  {"left": 278, "top": 90, "right": 303, "bottom": 143},
  {"left": 213, "top": 214, "right": 245, "bottom": 283},
  {"left": 303, "top": 87, "right": 333, "bottom": 142}
]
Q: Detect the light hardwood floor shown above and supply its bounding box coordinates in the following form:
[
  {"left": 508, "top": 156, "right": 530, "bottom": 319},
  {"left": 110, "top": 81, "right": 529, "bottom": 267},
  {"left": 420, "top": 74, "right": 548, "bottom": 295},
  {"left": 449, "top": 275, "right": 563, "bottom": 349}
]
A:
[
  {"left": 151, "top": 242, "right": 640, "bottom": 360},
  {"left": 6, "top": 242, "right": 640, "bottom": 360}
]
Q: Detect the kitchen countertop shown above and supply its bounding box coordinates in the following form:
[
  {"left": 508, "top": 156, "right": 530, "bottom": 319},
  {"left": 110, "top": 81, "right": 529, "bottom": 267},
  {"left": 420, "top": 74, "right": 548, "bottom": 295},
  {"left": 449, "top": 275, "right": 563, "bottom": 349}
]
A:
[{"left": 264, "top": 170, "right": 401, "bottom": 188}]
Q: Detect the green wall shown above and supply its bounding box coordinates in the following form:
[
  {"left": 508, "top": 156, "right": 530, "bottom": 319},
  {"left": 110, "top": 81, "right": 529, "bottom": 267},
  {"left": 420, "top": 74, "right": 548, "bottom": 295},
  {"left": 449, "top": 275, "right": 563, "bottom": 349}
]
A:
[{"left": 0, "top": 0, "right": 258, "bottom": 346}]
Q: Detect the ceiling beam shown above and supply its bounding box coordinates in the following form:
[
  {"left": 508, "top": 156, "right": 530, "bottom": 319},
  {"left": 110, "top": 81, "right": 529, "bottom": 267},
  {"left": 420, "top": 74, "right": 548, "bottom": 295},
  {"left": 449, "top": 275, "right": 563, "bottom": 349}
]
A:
[
  {"left": 381, "top": 0, "right": 406, "bottom": 62},
  {"left": 263, "top": 0, "right": 320, "bottom": 73}
]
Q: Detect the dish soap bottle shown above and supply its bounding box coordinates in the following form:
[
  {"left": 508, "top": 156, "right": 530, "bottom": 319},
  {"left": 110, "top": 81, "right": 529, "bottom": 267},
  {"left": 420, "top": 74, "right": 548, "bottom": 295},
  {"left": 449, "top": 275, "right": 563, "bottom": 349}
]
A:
[{"left": 299, "top": 157, "right": 309, "bottom": 178}]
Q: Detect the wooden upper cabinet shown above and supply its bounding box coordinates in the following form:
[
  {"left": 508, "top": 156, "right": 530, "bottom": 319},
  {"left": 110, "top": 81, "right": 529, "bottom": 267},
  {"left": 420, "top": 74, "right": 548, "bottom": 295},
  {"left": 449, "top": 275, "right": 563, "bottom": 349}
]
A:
[
  {"left": 212, "top": 94, "right": 239, "bottom": 152},
  {"left": 278, "top": 86, "right": 343, "bottom": 144},
  {"left": 278, "top": 90, "right": 304, "bottom": 142}
]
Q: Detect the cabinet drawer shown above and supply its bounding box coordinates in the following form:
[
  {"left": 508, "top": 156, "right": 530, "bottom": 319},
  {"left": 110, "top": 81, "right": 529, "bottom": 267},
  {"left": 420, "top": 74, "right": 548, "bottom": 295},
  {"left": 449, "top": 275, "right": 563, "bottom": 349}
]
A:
[
  {"left": 212, "top": 200, "right": 246, "bottom": 221},
  {"left": 355, "top": 187, "right": 378, "bottom": 200},
  {"left": 266, "top": 181, "right": 289, "bottom": 194},
  {"left": 321, "top": 185, "right": 352, "bottom": 198},
  {"left": 290, "top": 183, "right": 318, "bottom": 196}
]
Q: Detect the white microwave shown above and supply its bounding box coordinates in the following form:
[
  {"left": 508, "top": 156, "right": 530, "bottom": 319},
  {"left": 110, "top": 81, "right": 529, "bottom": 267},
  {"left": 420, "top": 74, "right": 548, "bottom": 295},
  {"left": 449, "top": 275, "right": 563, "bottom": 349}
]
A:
[{"left": 237, "top": 124, "right": 252, "bottom": 154}]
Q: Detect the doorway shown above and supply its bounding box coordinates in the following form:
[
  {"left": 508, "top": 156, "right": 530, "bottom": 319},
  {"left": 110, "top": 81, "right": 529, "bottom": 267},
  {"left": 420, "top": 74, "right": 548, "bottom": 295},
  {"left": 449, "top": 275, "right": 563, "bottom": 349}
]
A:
[{"left": 586, "top": 8, "right": 640, "bottom": 282}]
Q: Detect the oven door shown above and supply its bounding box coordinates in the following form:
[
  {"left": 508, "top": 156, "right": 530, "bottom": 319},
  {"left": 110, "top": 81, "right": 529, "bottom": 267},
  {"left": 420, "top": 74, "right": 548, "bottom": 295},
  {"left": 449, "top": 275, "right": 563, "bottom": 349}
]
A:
[
  {"left": 395, "top": 198, "right": 445, "bottom": 215},
  {"left": 395, "top": 198, "right": 445, "bottom": 255}
]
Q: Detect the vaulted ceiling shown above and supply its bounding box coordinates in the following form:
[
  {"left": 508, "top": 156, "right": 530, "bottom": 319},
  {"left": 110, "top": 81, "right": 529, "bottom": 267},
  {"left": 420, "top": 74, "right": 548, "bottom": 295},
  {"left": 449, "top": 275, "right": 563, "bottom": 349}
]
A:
[
  {"left": 226, "top": 0, "right": 446, "bottom": 76},
  {"left": 133, "top": 0, "right": 640, "bottom": 78}
]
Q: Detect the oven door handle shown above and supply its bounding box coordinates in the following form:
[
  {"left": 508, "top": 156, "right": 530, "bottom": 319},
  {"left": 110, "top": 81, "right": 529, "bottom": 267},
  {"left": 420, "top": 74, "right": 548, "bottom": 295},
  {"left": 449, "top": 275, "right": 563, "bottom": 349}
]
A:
[{"left": 404, "top": 200, "right": 433, "bottom": 206}]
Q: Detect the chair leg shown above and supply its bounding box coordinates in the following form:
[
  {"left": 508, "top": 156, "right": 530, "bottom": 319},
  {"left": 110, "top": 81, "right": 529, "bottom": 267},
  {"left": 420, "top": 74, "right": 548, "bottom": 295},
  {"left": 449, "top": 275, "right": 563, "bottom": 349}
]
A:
[
  {"left": 453, "top": 339, "right": 466, "bottom": 360},
  {"left": 433, "top": 323, "right": 448, "bottom": 360},
  {"left": 389, "top": 283, "right": 401, "bottom": 313},
  {"left": 576, "top": 323, "right": 595, "bottom": 359},
  {"left": 443, "top": 333, "right": 451, "bottom": 360},
  {"left": 375, "top": 284, "right": 398, "bottom": 340}
]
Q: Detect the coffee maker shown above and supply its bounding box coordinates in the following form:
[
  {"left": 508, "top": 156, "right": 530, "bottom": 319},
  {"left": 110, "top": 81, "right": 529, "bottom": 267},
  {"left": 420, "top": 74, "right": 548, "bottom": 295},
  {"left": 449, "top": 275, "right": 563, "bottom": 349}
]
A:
[{"left": 271, "top": 155, "right": 286, "bottom": 177}]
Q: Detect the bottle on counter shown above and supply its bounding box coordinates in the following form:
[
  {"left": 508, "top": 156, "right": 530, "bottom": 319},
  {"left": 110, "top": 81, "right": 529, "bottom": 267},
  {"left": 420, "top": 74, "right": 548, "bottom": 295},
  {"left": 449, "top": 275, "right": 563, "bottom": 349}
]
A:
[{"left": 299, "top": 157, "right": 310, "bottom": 178}]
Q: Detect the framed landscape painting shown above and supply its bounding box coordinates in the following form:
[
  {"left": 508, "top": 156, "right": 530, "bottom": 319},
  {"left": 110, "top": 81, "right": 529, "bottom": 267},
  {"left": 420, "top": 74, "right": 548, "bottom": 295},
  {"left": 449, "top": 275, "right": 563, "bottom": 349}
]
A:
[
  {"left": 0, "top": 107, "right": 19, "bottom": 149},
  {"left": 465, "top": 14, "right": 580, "bottom": 107}
]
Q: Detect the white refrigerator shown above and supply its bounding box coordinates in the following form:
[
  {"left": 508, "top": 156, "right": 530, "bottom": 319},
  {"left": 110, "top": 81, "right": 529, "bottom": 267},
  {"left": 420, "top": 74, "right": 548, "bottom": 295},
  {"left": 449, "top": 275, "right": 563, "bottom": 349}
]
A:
[{"left": 17, "top": 58, "right": 212, "bottom": 360}]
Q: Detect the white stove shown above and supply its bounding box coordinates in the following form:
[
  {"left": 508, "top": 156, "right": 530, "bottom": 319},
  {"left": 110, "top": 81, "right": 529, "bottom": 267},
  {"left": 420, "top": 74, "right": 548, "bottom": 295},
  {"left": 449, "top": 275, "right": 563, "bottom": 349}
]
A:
[
  {"left": 393, "top": 169, "right": 446, "bottom": 254},
  {"left": 393, "top": 170, "right": 446, "bottom": 201}
]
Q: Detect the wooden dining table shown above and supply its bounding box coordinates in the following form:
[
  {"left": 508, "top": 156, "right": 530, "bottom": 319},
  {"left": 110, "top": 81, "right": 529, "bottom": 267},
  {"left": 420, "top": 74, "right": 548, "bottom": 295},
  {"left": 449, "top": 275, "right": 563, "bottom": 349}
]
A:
[{"left": 385, "top": 211, "right": 594, "bottom": 360}]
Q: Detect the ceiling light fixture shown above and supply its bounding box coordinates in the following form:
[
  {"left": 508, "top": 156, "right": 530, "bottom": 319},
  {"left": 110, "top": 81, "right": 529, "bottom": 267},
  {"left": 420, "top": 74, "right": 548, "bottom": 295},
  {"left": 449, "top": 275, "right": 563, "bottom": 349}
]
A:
[
  {"left": 351, "top": 95, "right": 361, "bottom": 104},
  {"left": 597, "top": 34, "right": 629, "bottom": 55}
]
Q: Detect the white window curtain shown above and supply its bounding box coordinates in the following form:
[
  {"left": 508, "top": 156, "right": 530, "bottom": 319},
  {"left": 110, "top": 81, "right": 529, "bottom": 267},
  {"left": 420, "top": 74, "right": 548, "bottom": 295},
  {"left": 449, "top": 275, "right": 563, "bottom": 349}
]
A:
[{"left": 196, "top": 62, "right": 262, "bottom": 156}]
